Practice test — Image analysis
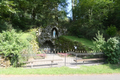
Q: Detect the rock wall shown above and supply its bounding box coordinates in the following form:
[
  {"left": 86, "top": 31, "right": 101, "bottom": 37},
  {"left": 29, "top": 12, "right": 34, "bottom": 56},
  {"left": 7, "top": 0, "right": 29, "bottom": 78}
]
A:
[{"left": 38, "top": 24, "right": 67, "bottom": 49}]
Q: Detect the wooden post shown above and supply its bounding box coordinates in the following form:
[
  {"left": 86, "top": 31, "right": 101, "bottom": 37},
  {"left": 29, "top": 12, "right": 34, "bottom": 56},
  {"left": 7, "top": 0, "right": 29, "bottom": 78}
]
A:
[
  {"left": 76, "top": 54, "right": 77, "bottom": 66},
  {"left": 64, "top": 53, "right": 66, "bottom": 66},
  {"left": 51, "top": 61, "right": 53, "bottom": 67},
  {"left": 31, "top": 62, "right": 33, "bottom": 68}
]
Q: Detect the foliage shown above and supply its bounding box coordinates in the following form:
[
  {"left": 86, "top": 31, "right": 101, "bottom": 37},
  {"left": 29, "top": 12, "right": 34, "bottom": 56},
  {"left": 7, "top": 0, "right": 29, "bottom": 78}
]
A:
[
  {"left": 0, "top": 30, "right": 28, "bottom": 67},
  {"left": 106, "top": 25, "right": 117, "bottom": 37},
  {"left": 19, "top": 28, "right": 40, "bottom": 63},
  {"left": 69, "top": 0, "right": 114, "bottom": 39},
  {"left": 55, "top": 36, "right": 92, "bottom": 51},
  {"left": 0, "top": 0, "right": 67, "bottom": 31},
  {"left": 93, "top": 31, "right": 106, "bottom": 52},
  {"left": 103, "top": 37, "right": 120, "bottom": 64},
  {"left": 20, "top": 45, "right": 33, "bottom": 63},
  {"left": 0, "top": 0, "right": 16, "bottom": 20},
  {"left": 0, "top": 21, "right": 13, "bottom": 32},
  {"left": 104, "top": 0, "right": 120, "bottom": 30},
  {"left": 93, "top": 31, "right": 120, "bottom": 64}
]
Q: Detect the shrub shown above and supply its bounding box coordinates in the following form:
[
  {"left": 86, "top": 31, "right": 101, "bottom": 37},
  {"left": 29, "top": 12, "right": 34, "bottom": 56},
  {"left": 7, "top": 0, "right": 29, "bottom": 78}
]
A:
[
  {"left": 0, "top": 30, "right": 28, "bottom": 67},
  {"left": 93, "top": 31, "right": 106, "bottom": 52},
  {"left": 93, "top": 31, "right": 120, "bottom": 64},
  {"left": 103, "top": 37, "right": 120, "bottom": 64}
]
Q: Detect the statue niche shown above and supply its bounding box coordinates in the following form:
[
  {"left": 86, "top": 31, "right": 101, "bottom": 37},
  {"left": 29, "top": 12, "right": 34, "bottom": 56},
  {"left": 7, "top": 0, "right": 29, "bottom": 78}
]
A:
[{"left": 51, "top": 28, "right": 58, "bottom": 38}]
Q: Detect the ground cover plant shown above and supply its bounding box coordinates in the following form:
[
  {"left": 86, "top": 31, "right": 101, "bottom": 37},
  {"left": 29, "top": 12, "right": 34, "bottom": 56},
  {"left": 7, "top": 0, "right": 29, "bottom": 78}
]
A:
[{"left": 0, "top": 64, "right": 120, "bottom": 75}]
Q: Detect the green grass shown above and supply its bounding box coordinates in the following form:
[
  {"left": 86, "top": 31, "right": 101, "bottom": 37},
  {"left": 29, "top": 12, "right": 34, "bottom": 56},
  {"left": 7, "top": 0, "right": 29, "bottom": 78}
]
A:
[
  {"left": 18, "top": 29, "right": 36, "bottom": 45},
  {"left": 20, "top": 33, "right": 34, "bottom": 41},
  {"left": 0, "top": 64, "right": 120, "bottom": 75},
  {"left": 63, "top": 36, "right": 94, "bottom": 48}
]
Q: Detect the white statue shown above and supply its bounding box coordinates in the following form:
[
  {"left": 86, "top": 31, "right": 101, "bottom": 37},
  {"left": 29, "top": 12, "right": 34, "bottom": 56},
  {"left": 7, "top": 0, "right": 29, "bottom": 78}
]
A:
[{"left": 53, "top": 30, "right": 56, "bottom": 38}]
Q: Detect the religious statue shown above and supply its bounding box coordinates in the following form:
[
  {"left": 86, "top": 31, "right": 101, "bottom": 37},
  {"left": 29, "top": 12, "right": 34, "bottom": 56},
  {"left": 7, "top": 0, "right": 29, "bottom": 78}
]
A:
[{"left": 53, "top": 29, "right": 56, "bottom": 38}]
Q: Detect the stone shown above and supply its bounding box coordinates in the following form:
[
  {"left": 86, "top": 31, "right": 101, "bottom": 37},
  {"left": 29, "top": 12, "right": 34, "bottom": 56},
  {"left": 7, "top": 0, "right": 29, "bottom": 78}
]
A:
[{"left": 38, "top": 23, "right": 67, "bottom": 50}]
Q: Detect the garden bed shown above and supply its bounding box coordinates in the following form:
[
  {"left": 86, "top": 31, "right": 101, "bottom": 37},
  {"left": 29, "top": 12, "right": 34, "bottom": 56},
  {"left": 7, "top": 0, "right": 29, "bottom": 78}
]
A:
[{"left": 33, "top": 54, "right": 46, "bottom": 59}]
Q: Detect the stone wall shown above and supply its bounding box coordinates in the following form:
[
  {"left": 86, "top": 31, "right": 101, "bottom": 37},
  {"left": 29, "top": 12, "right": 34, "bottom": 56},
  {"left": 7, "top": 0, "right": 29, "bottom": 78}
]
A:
[{"left": 38, "top": 24, "right": 67, "bottom": 49}]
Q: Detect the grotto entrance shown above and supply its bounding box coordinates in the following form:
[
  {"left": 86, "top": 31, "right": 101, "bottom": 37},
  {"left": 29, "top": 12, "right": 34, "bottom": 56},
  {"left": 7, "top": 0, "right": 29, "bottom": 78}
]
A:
[{"left": 41, "top": 40, "right": 54, "bottom": 53}]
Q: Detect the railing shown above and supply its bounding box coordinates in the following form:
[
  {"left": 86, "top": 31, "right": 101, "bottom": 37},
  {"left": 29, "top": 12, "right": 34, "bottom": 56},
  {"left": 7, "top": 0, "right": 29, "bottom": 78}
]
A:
[{"left": 21, "top": 50, "right": 104, "bottom": 68}]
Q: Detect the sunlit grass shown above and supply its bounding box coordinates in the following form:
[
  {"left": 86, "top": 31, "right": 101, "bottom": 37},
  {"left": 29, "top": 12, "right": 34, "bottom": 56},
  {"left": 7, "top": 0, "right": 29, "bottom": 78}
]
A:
[
  {"left": 0, "top": 64, "right": 120, "bottom": 75},
  {"left": 63, "top": 36, "right": 94, "bottom": 48}
]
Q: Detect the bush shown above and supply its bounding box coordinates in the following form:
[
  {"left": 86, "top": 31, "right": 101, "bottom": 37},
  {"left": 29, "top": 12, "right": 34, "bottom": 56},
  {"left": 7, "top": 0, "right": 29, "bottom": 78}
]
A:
[
  {"left": 93, "top": 31, "right": 120, "bottom": 64},
  {"left": 0, "top": 30, "right": 28, "bottom": 67},
  {"left": 93, "top": 31, "right": 106, "bottom": 52},
  {"left": 103, "top": 37, "right": 120, "bottom": 64}
]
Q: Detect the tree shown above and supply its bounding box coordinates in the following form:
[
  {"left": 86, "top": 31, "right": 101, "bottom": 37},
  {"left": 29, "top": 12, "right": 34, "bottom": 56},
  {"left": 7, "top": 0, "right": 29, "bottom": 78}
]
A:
[
  {"left": 0, "top": 0, "right": 17, "bottom": 32},
  {"left": 0, "top": 0, "right": 16, "bottom": 20},
  {"left": 103, "top": 0, "right": 120, "bottom": 30},
  {"left": 69, "top": 0, "right": 114, "bottom": 39},
  {"left": 12, "top": 0, "right": 67, "bottom": 28},
  {"left": 0, "top": 0, "right": 67, "bottom": 31}
]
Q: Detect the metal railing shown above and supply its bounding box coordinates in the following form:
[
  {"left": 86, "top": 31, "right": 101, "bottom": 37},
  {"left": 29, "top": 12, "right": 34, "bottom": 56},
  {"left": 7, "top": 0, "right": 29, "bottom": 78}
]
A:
[{"left": 21, "top": 50, "right": 104, "bottom": 68}]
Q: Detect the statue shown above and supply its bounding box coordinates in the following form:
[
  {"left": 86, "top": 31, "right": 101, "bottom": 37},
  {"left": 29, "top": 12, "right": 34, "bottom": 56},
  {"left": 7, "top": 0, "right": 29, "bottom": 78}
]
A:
[{"left": 53, "top": 29, "right": 56, "bottom": 38}]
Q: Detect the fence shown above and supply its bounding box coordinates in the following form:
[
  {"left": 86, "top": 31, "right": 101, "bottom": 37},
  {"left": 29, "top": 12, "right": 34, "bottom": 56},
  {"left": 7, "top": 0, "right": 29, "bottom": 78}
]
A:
[{"left": 22, "top": 50, "right": 104, "bottom": 68}]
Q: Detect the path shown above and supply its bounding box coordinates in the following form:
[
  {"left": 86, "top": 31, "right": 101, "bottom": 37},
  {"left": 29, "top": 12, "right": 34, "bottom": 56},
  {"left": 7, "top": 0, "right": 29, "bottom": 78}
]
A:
[
  {"left": 0, "top": 74, "right": 120, "bottom": 80},
  {"left": 25, "top": 53, "right": 76, "bottom": 68},
  {"left": 24, "top": 53, "right": 103, "bottom": 68}
]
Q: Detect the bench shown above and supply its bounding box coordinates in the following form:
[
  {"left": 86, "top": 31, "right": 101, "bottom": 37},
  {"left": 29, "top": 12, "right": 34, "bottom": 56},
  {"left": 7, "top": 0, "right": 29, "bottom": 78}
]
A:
[
  {"left": 74, "top": 58, "right": 104, "bottom": 64},
  {"left": 22, "top": 59, "right": 63, "bottom": 68}
]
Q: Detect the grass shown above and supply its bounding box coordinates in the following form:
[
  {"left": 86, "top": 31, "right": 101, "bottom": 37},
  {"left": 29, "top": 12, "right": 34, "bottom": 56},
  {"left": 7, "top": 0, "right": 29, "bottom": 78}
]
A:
[
  {"left": 0, "top": 64, "right": 120, "bottom": 75},
  {"left": 63, "top": 36, "right": 94, "bottom": 48},
  {"left": 19, "top": 32, "right": 34, "bottom": 42}
]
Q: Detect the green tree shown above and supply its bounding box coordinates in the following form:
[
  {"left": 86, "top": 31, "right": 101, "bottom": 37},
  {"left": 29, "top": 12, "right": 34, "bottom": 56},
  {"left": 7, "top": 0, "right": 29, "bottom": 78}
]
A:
[
  {"left": 0, "top": 0, "right": 17, "bottom": 32},
  {"left": 69, "top": 0, "right": 114, "bottom": 39},
  {"left": 11, "top": 0, "right": 67, "bottom": 30},
  {"left": 0, "top": 0, "right": 67, "bottom": 31},
  {"left": 0, "top": 0, "right": 16, "bottom": 20},
  {"left": 103, "top": 0, "right": 120, "bottom": 30}
]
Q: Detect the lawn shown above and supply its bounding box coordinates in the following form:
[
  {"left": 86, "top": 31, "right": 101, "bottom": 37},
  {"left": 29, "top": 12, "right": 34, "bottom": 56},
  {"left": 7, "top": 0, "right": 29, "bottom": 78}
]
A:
[
  {"left": 0, "top": 64, "right": 120, "bottom": 75},
  {"left": 63, "top": 36, "right": 94, "bottom": 48}
]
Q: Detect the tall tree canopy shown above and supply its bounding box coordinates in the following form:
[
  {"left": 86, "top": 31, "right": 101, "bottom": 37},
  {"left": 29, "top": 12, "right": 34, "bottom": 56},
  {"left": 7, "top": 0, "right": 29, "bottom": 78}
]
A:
[
  {"left": 0, "top": 0, "right": 67, "bottom": 31},
  {"left": 69, "top": 0, "right": 118, "bottom": 39}
]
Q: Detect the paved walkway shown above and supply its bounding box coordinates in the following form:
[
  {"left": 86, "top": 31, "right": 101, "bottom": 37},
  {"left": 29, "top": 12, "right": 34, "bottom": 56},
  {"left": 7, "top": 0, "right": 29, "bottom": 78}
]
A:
[
  {"left": 25, "top": 53, "right": 76, "bottom": 68},
  {"left": 24, "top": 53, "right": 103, "bottom": 68},
  {"left": 0, "top": 74, "right": 120, "bottom": 80}
]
